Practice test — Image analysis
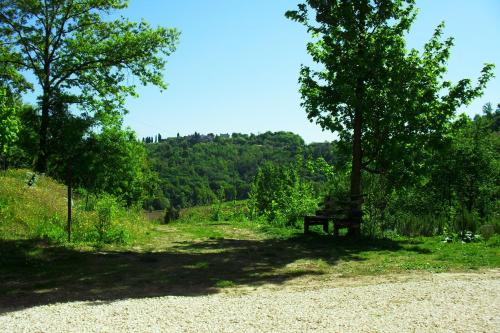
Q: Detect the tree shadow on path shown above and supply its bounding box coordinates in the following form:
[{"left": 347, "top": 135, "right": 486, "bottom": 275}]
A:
[{"left": 0, "top": 234, "right": 423, "bottom": 314}]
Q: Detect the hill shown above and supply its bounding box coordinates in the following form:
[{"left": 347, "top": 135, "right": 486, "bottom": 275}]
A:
[{"left": 144, "top": 131, "right": 342, "bottom": 209}]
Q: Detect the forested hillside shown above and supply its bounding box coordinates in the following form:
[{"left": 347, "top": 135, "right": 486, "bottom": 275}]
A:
[{"left": 144, "top": 131, "right": 341, "bottom": 209}]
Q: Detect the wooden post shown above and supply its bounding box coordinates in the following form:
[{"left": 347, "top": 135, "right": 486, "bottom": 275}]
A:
[{"left": 67, "top": 162, "right": 72, "bottom": 242}]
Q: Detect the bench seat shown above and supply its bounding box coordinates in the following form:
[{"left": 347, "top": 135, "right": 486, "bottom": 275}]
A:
[{"left": 304, "top": 215, "right": 361, "bottom": 236}]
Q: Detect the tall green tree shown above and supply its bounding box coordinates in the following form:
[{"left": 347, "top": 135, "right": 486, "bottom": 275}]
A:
[
  {"left": 0, "top": 88, "right": 20, "bottom": 169},
  {"left": 286, "top": 0, "right": 494, "bottom": 228},
  {"left": 86, "top": 126, "right": 150, "bottom": 206},
  {"left": 0, "top": 0, "right": 179, "bottom": 172}
]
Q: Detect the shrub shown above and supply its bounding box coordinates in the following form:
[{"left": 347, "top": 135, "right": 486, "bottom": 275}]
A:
[
  {"left": 95, "top": 194, "right": 118, "bottom": 242},
  {"left": 479, "top": 224, "right": 495, "bottom": 240},
  {"left": 164, "top": 205, "right": 180, "bottom": 224},
  {"left": 249, "top": 160, "right": 318, "bottom": 227}
]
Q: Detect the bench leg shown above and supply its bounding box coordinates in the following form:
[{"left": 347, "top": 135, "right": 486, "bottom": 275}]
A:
[
  {"left": 334, "top": 225, "right": 339, "bottom": 237},
  {"left": 323, "top": 222, "right": 328, "bottom": 234},
  {"left": 304, "top": 220, "right": 309, "bottom": 234}
]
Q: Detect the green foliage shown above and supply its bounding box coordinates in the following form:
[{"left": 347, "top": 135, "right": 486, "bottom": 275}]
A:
[
  {"left": 430, "top": 113, "right": 499, "bottom": 223},
  {"left": 86, "top": 127, "right": 151, "bottom": 206},
  {"left": 95, "top": 194, "right": 118, "bottom": 243},
  {"left": 1, "top": 0, "right": 178, "bottom": 208},
  {"left": 35, "top": 214, "right": 67, "bottom": 243},
  {"left": 8, "top": 104, "right": 39, "bottom": 168},
  {"left": 479, "top": 225, "right": 495, "bottom": 241},
  {"left": 211, "top": 187, "right": 226, "bottom": 221},
  {"left": 0, "top": 169, "right": 152, "bottom": 245},
  {"left": 249, "top": 160, "right": 318, "bottom": 226},
  {"left": 146, "top": 131, "right": 338, "bottom": 209},
  {"left": 12, "top": 112, "right": 156, "bottom": 207},
  {"left": 0, "top": 0, "right": 179, "bottom": 172},
  {"left": 286, "top": 0, "right": 495, "bottom": 217},
  {"left": 341, "top": 104, "right": 500, "bottom": 239},
  {"left": 0, "top": 88, "right": 20, "bottom": 164}
]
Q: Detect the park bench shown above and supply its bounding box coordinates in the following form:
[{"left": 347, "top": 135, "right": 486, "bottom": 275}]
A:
[{"left": 304, "top": 196, "right": 363, "bottom": 236}]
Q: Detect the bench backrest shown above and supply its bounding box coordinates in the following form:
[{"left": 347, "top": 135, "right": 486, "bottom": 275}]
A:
[{"left": 318, "top": 196, "right": 363, "bottom": 220}]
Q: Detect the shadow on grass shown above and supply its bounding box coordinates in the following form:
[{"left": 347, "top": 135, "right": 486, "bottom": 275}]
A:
[{"left": 0, "top": 234, "right": 421, "bottom": 313}]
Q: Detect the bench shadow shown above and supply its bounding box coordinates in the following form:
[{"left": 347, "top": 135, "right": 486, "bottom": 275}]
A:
[{"left": 0, "top": 234, "right": 423, "bottom": 314}]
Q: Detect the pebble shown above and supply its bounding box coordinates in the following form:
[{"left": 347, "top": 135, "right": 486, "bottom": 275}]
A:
[{"left": 1, "top": 272, "right": 499, "bottom": 332}]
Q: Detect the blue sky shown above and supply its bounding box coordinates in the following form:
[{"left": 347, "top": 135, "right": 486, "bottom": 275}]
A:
[{"left": 25, "top": 0, "right": 500, "bottom": 143}]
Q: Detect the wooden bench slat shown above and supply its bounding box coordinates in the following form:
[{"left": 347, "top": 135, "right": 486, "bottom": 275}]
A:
[{"left": 304, "top": 196, "right": 363, "bottom": 236}]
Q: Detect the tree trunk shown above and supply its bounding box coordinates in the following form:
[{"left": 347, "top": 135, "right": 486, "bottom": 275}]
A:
[
  {"left": 348, "top": 2, "right": 368, "bottom": 237},
  {"left": 35, "top": 91, "right": 50, "bottom": 173},
  {"left": 36, "top": 22, "right": 51, "bottom": 173},
  {"left": 67, "top": 162, "right": 72, "bottom": 242},
  {"left": 349, "top": 102, "right": 363, "bottom": 236}
]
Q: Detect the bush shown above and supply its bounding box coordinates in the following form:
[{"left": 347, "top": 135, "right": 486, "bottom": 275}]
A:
[
  {"left": 95, "top": 194, "right": 118, "bottom": 242},
  {"left": 249, "top": 160, "right": 318, "bottom": 227},
  {"left": 479, "top": 224, "right": 495, "bottom": 240}
]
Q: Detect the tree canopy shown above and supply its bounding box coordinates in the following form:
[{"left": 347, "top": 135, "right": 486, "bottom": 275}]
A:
[
  {"left": 286, "top": 0, "right": 495, "bottom": 228},
  {"left": 0, "top": 0, "right": 180, "bottom": 171},
  {"left": 0, "top": 88, "right": 20, "bottom": 167}
]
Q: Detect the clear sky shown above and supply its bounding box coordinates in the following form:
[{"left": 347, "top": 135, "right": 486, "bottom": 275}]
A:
[{"left": 25, "top": 0, "right": 500, "bottom": 143}]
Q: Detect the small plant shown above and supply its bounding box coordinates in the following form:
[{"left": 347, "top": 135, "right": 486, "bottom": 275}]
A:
[
  {"left": 215, "top": 279, "right": 236, "bottom": 288},
  {"left": 95, "top": 195, "right": 116, "bottom": 239},
  {"left": 210, "top": 187, "right": 225, "bottom": 221},
  {"left": 35, "top": 214, "right": 67, "bottom": 243},
  {"left": 93, "top": 194, "right": 130, "bottom": 244},
  {"left": 25, "top": 172, "right": 37, "bottom": 187}
]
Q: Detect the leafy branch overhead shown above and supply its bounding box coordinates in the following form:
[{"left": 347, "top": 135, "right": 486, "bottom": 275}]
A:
[
  {"left": 0, "top": 0, "right": 180, "bottom": 171},
  {"left": 0, "top": 88, "right": 20, "bottom": 156},
  {"left": 286, "top": 0, "right": 495, "bottom": 188}
]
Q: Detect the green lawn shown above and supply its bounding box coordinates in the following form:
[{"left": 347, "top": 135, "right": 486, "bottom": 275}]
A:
[{"left": 1, "top": 214, "right": 498, "bottom": 312}]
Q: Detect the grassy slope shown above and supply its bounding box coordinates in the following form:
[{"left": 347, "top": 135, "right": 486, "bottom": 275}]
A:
[
  {"left": 0, "top": 169, "right": 68, "bottom": 239},
  {"left": 1, "top": 198, "right": 499, "bottom": 311},
  {"left": 0, "top": 169, "right": 153, "bottom": 245}
]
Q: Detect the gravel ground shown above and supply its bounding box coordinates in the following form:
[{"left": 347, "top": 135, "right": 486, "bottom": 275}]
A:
[{"left": 1, "top": 271, "right": 499, "bottom": 333}]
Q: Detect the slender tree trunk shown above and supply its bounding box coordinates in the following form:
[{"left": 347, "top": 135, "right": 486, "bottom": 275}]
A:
[
  {"left": 349, "top": 102, "right": 363, "bottom": 236},
  {"left": 35, "top": 90, "right": 50, "bottom": 172},
  {"left": 67, "top": 162, "right": 72, "bottom": 242},
  {"left": 350, "top": 102, "right": 363, "bottom": 202},
  {"left": 348, "top": 2, "right": 368, "bottom": 237},
  {"left": 35, "top": 19, "right": 52, "bottom": 173}
]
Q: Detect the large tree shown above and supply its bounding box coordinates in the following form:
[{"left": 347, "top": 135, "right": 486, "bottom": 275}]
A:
[
  {"left": 286, "top": 0, "right": 494, "bottom": 231},
  {"left": 0, "top": 0, "right": 179, "bottom": 172}
]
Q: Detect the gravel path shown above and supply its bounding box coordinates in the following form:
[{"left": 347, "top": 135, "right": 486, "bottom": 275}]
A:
[{"left": 1, "top": 271, "right": 499, "bottom": 333}]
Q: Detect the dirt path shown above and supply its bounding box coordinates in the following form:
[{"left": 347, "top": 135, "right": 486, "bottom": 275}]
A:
[{"left": 1, "top": 270, "right": 498, "bottom": 333}]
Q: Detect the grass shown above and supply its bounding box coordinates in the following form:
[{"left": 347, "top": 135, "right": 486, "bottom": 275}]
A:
[
  {"left": 0, "top": 169, "right": 154, "bottom": 246},
  {"left": 0, "top": 175, "right": 499, "bottom": 313}
]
